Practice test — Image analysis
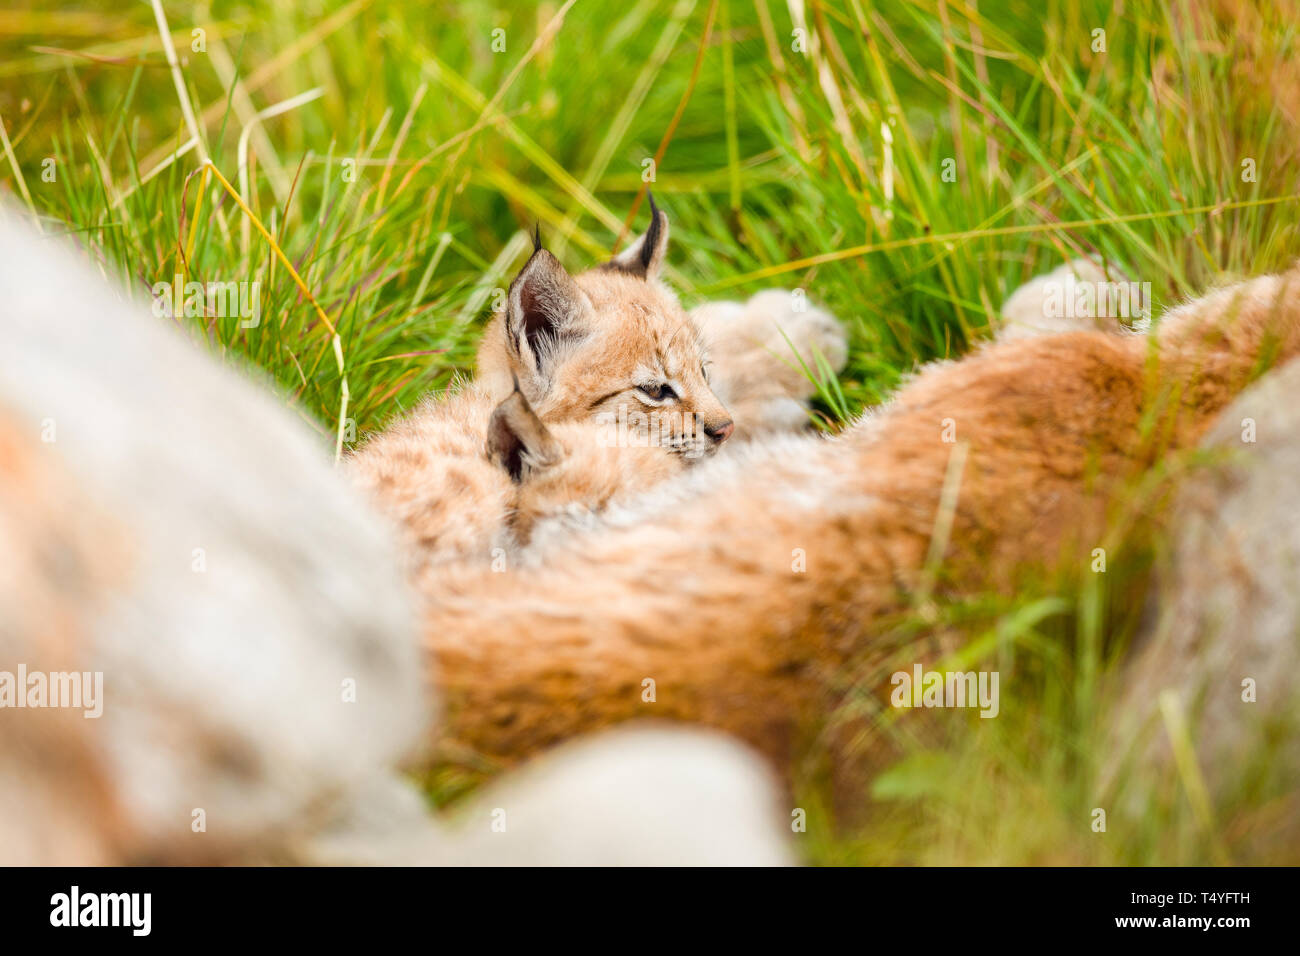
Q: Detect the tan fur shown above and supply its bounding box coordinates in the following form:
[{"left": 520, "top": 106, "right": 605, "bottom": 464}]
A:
[
  {"left": 347, "top": 387, "right": 518, "bottom": 573},
  {"left": 422, "top": 265, "right": 1300, "bottom": 771},
  {"left": 502, "top": 420, "right": 687, "bottom": 552}
]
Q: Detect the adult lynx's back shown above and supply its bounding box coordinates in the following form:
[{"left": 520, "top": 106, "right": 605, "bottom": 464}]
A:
[{"left": 424, "top": 265, "right": 1300, "bottom": 770}]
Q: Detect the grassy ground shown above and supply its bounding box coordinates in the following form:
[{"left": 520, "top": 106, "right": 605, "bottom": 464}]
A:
[{"left": 3, "top": 0, "right": 1297, "bottom": 863}]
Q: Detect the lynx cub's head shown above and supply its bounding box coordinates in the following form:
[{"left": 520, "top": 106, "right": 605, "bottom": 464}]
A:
[
  {"left": 485, "top": 385, "right": 685, "bottom": 546},
  {"left": 477, "top": 199, "right": 734, "bottom": 459}
]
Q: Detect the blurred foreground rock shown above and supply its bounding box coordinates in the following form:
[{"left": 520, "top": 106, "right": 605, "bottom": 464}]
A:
[
  {"left": 0, "top": 207, "right": 790, "bottom": 866},
  {"left": 1106, "top": 359, "right": 1300, "bottom": 857}
]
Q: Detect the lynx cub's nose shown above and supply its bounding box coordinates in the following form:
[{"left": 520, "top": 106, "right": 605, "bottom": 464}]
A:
[{"left": 704, "top": 419, "right": 735, "bottom": 444}]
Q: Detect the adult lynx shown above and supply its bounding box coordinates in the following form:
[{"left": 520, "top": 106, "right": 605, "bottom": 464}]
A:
[{"left": 423, "top": 265, "right": 1300, "bottom": 770}]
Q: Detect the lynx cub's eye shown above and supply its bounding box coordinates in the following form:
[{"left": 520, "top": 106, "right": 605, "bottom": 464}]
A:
[{"left": 637, "top": 382, "right": 676, "bottom": 402}]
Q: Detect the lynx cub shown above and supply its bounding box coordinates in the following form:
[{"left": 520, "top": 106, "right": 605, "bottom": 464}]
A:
[
  {"left": 349, "top": 203, "right": 729, "bottom": 571},
  {"left": 350, "top": 201, "right": 847, "bottom": 574}
]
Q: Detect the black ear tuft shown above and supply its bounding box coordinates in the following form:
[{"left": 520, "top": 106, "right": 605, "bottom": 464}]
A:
[
  {"left": 601, "top": 197, "right": 670, "bottom": 280},
  {"left": 533, "top": 222, "right": 542, "bottom": 253},
  {"left": 640, "top": 192, "right": 661, "bottom": 271}
]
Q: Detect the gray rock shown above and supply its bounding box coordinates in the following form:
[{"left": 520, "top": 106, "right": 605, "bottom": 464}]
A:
[{"left": 1106, "top": 359, "right": 1300, "bottom": 849}]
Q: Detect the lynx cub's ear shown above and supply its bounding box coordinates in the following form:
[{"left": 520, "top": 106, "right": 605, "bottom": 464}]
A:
[
  {"left": 487, "top": 384, "right": 564, "bottom": 483},
  {"left": 603, "top": 194, "right": 669, "bottom": 280},
  {"left": 505, "top": 241, "right": 593, "bottom": 387}
]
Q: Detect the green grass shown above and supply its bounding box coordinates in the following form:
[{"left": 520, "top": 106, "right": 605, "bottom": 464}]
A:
[{"left": 4, "top": 0, "right": 1298, "bottom": 864}]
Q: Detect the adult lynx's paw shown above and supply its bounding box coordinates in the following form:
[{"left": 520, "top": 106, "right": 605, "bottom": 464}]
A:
[
  {"left": 691, "top": 289, "right": 848, "bottom": 438},
  {"left": 998, "top": 258, "right": 1144, "bottom": 341}
]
